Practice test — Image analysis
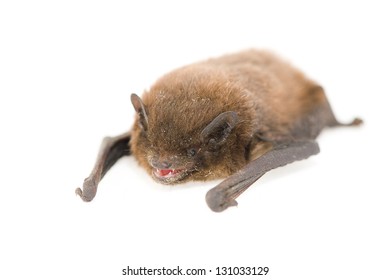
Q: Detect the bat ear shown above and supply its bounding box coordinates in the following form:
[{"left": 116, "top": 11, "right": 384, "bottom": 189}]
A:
[
  {"left": 201, "top": 111, "right": 238, "bottom": 146},
  {"left": 131, "top": 93, "right": 148, "bottom": 131}
]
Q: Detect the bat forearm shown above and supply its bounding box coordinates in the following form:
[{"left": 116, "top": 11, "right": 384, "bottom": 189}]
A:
[
  {"left": 206, "top": 140, "right": 320, "bottom": 212},
  {"left": 75, "top": 132, "right": 131, "bottom": 202}
]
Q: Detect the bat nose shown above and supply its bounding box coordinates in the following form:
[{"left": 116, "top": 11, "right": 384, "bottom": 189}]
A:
[
  {"left": 160, "top": 161, "right": 172, "bottom": 169},
  {"left": 150, "top": 157, "right": 173, "bottom": 169}
]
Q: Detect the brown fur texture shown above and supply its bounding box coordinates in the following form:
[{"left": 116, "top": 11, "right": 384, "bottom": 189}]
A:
[
  {"left": 130, "top": 50, "right": 347, "bottom": 183},
  {"left": 76, "top": 49, "right": 362, "bottom": 206}
]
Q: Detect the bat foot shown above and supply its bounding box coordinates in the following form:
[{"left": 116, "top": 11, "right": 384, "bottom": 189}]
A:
[
  {"left": 75, "top": 177, "right": 97, "bottom": 202},
  {"left": 350, "top": 117, "right": 363, "bottom": 126},
  {"left": 205, "top": 188, "right": 238, "bottom": 212},
  {"left": 332, "top": 117, "right": 363, "bottom": 127}
]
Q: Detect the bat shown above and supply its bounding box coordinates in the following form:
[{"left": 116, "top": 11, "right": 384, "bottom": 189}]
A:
[{"left": 75, "top": 50, "right": 362, "bottom": 212}]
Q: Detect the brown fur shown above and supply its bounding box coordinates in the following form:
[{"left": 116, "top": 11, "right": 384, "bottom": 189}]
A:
[
  {"left": 76, "top": 49, "right": 362, "bottom": 204},
  {"left": 130, "top": 50, "right": 350, "bottom": 183}
]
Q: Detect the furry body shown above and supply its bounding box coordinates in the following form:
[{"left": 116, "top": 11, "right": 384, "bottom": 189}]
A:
[
  {"left": 131, "top": 50, "right": 338, "bottom": 183},
  {"left": 76, "top": 50, "right": 361, "bottom": 211}
]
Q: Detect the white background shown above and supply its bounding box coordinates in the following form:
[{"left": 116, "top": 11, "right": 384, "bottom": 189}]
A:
[{"left": 1, "top": 1, "right": 389, "bottom": 279}]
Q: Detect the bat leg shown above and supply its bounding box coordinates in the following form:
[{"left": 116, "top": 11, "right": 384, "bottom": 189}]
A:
[
  {"left": 314, "top": 86, "right": 363, "bottom": 128},
  {"left": 206, "top": 140, "right": 320, "bottom": 212},
  {"left": 330, "top": 117, "right": 363, "bottom": 127},
  {"left": 75, "top": 132, "right": 131, "bottom": 202}
]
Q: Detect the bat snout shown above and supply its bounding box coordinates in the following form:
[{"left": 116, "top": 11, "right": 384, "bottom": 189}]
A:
[{"left": 150, "top": 155, "right": 178, "bottom": 170}]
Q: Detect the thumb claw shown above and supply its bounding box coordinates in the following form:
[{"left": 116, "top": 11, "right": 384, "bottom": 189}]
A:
[
  {"left": 75, "top": 177, "right": 97, "bottom": 202},
  {"left": 75, "top": 187, "right": 83, "bottom": 197},
  {"left": 206, "top": 188, "right": 238, "bottom": 212}
]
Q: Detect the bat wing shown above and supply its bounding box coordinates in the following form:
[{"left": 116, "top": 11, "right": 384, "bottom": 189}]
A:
[
  {"left": 75, "top": 132, "right": 131, "bottom": 202},
  {"left": 206, "top": 140, "right": 320, "bottom": 212}
]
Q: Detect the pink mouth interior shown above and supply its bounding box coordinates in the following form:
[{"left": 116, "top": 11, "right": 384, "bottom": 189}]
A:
[{"left": 155, "top": 168, "right": 183, "bottom": 178}]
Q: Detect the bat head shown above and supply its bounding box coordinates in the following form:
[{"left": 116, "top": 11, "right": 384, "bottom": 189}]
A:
[{"left": 130, "top": 93, "right": 240, "bottom": 184}]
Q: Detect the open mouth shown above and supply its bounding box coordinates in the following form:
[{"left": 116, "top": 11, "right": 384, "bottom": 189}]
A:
[{"left": 152, "top": 168, "right": 187, "bottom": 184}]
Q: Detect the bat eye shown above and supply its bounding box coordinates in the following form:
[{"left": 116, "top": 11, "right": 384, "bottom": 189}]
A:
[{"left": 187, "top": 148, "right": 197, "bottom": 157}]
